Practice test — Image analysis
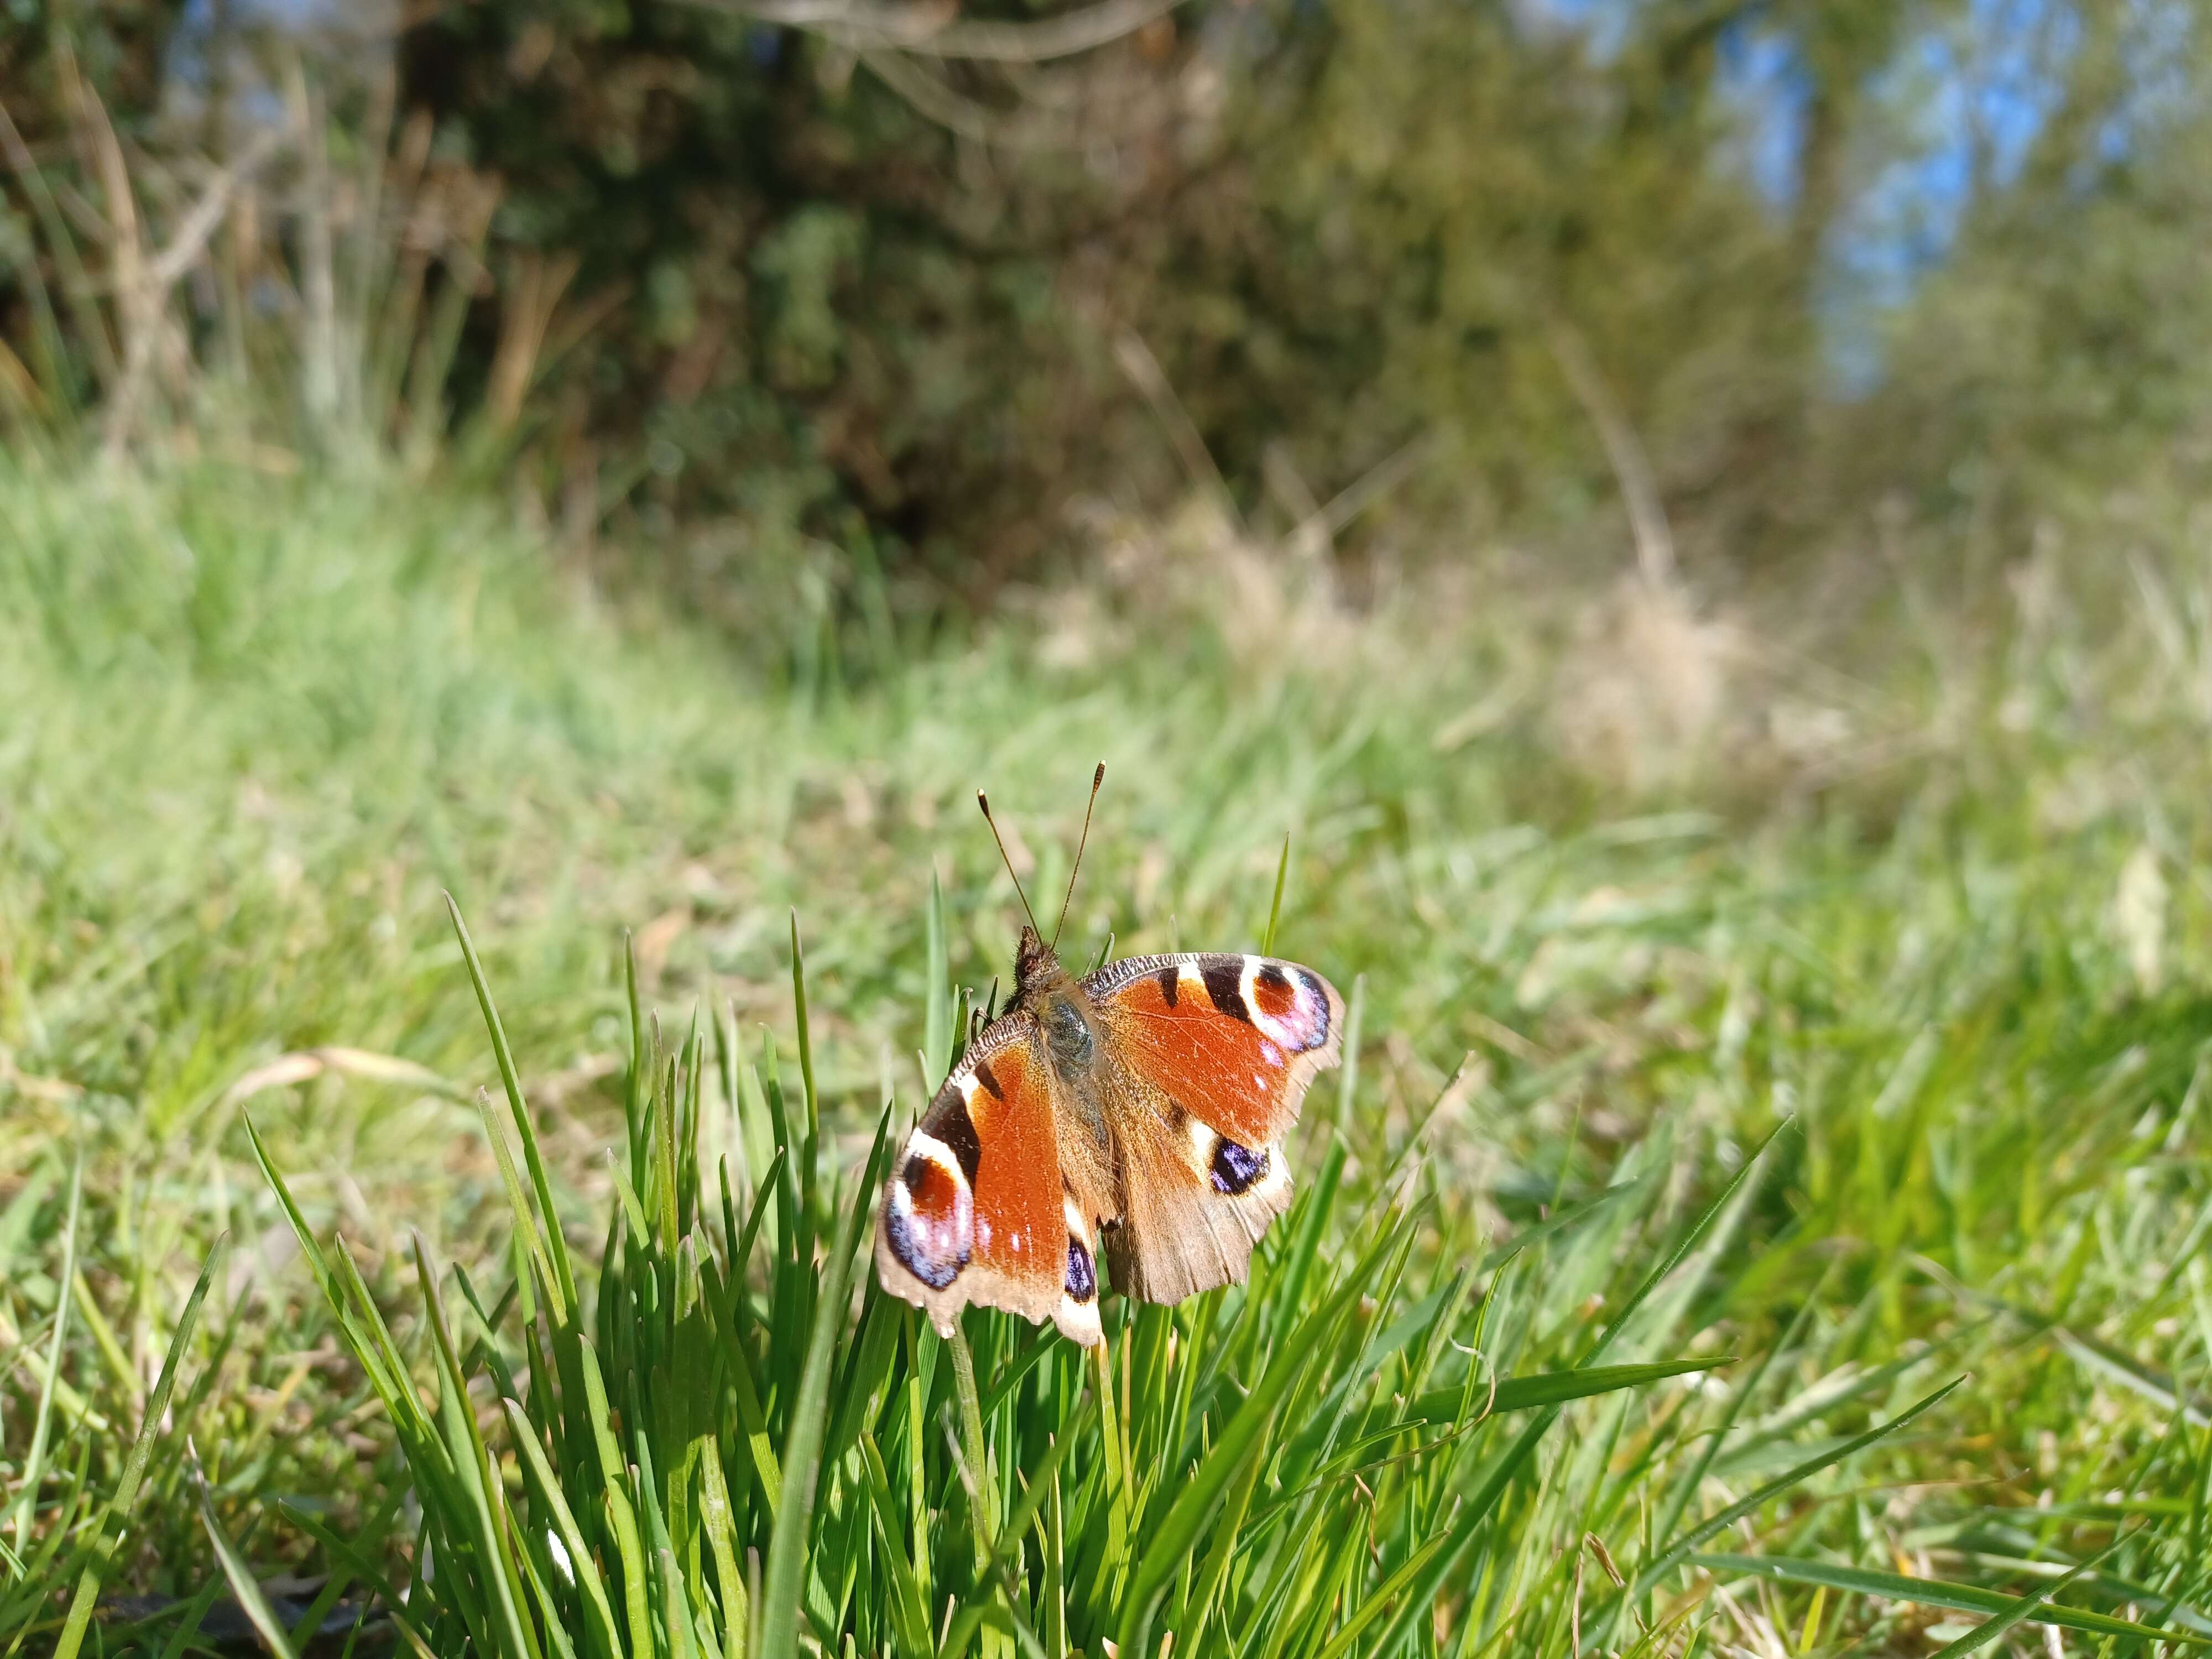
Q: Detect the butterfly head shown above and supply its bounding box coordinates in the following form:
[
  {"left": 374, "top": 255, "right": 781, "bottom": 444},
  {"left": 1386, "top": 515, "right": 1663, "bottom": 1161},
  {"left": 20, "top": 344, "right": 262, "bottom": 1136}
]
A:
[{"left": 1013, "top": 925, "right": 1071, "bottom": 1000}]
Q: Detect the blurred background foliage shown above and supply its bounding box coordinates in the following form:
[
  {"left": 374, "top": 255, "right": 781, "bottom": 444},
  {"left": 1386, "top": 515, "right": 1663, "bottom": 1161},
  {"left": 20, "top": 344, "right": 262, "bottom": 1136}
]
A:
[{"left": 4, "top": 0, "right": 2210, "bottom": 612}]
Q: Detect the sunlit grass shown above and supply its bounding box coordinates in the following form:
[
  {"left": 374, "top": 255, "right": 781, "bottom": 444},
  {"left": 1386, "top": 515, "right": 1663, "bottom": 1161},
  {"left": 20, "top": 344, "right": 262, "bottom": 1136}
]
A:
[
  {"left": 4, "top": 448, "right": 2212, "bottom": 1652},
  {"left": 218, "top": 906, "right": 1975, "bottom": 1658}
]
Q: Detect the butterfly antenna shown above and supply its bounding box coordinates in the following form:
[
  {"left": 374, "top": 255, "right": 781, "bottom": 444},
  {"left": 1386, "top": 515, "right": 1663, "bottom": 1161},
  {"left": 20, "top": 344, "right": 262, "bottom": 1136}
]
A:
[
  {"left": 1051, "top": 762, "right": 1106, "bottom": 950},
  {"left": 977, "top": 791, "right": 1044, "bottom": 937}
]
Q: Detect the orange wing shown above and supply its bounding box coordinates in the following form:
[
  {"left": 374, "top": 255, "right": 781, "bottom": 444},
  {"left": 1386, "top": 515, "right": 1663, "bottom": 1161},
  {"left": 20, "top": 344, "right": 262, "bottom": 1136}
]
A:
[
  {"left": 1086, "top": 952, "right": 1344, "bottom": 1148},
  {"left": 1083, "top": 952, "right": 1344, "bottom": 1302},
  {"left": 874, "top": 1013, "right": 1103, "bottom": 1345}
]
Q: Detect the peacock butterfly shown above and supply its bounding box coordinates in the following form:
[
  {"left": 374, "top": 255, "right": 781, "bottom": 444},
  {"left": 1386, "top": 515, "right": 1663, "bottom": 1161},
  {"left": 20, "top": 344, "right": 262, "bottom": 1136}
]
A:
[{"left": 875, "top": 767, "right": 1344, "bottom": 1345}]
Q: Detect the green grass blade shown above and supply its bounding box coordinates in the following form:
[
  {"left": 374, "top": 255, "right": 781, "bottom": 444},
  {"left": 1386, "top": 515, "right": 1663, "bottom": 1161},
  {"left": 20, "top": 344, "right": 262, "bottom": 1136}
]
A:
[
  {"left": 417, "top": 1233, "right": 544, "bottom": 1659},
  {"left": 279, "top": 1504, "right": 441, "bottom": 1657},
  {"left": 447, "top": 891, "right": 577, "bottom": 1319},
  {"left": 1690, "top": 1553, "right": 2209, "bottom": 1646},
  {"left": 1311, "top": 1525, "right": 1455, "bottom": 1659},
  {"left": 503, "top": 1400, "right": 624, "bottom": 1659},
  {"left": 949, "top": 1325, "right": 996, "bottom": 1559},
  {"left": 1262, "top": 832, "right": 1291, "bottom": 956},
  {"left": 698, "top": 1435, "right": 749, "bottom": 1659},
  {"left": 926, "top": 865, "right": 952, "bottom": 1088},
  {"left": 576, "top": 1338, "right": 655, "bottom": 1658},
  {"left": 1181, "top": 1417, "right": 1271, "bottom": 1649},
  {"left": 965, "top": 1405, "right": 1092, "bottom": 1597},
  {"left": 9, "top": 1150, "right": 81, "bottom": 1553},
  {"left": 51, "top": 1240, "right": 225, "bottom": 1659},
  {"left": 789, "top": 910, "right": 818, "bottom": 1145},
  {"left": 1583, "top": 1118, "right": 1791, "bottom": 1368},
  {"left": 718, "top": 1003, "right": 749, "bottom": 1199},
  {"left": 1042, "top": 1467, "right": 1068, "bottom": 1659},
  {"left": 1275, "top": 1133, "right": 1347, "bottom": 1344},
  {"left": 626, "top": 935, "right": 649, "bottom": 1168},
  {"left": 757, "top": 1100, "right": 890, "bottom": 1656},
  {"left": 284, "top": 1480, "right": 409, "bottom": 1657},
  {"left": 477, "top": 1089, "right": 561, "bottom": 1326},
  {"left": 1652, "top": 1264, "right": 1833, "bottom": 1551},
  {"left": 151, "top": 1578, "right": 227, "bottom": 1659},
  {"left": 728, "top": 1337, "right": 784, "bottom": 1521},
  {"left": 1923, "top": 1551, "right": 2107, "bottom": 1659},
  {"left": 517, "top": 1541, "right": 588, "bottom": 1659},
  {"left": 1115, "top": 1239, "right": 1375, "bottom": 1653},
  {"left": 1405, "top": 1358, "right": 1725, "bottom": 1423},
  {"left": 1630, "top": 1375, "right": 1968, "bottom": 1597},
  {"left": 975, "top": 1326, "right": 1060, "bottom": 1422},
  {"left": 200, "top": 1489, "right": 304, "bottom": 1659},
  {"left": 732, "top": 1147, "right": 787, "bottom": 1289},
  {"left": 857, "top": 1433, "right": 933, "bottom": 1657},
  {"left": 1413, "top": 1128, "right": 1798, "bottom": 1619},
  {"left": 1475, "top": 1182, "right": 1641, "bottom": 1274}
]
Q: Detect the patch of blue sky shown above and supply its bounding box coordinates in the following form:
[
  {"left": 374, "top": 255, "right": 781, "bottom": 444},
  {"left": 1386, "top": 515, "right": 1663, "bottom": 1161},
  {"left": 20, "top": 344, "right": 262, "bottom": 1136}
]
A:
[
  {"left": 1818, "top": 0, "right": 2082, "bottom": 391},
  {"left": 165, "top": 0, "right": 393, "bottom": 128},
  {"left": 1521, "top": 0, "right": 1641, "bottom": 59},
  {"left": 1530, "top": 0, "right": 2074, "bottom": 353},
  {"left": 1526, "top": 0, "right": 2192, "bottom": 390},
  {"left": 2091, "top": 0, "right": 2194, "bottom": 165},
  {"left": 1714, "top": 19, "right": 1810, "bottom": 211}
]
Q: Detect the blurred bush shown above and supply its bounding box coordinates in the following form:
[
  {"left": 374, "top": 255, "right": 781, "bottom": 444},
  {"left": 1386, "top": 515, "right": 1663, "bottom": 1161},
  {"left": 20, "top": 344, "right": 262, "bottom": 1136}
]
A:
[{"left": 6, "top": 0, "right": 2212, "bottom": 606}]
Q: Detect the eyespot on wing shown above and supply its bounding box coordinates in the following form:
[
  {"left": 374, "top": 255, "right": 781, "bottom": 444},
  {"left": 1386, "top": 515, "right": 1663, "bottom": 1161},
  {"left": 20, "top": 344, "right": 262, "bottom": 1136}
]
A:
[{"left": 883, "top": 1133, "right": 973, "bottom": 1290}]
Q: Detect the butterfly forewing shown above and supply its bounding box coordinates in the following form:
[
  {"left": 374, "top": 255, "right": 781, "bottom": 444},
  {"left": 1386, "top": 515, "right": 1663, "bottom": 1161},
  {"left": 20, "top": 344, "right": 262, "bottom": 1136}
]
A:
[
  {"left": 1085, "top": 952, "right": 1343, "bottom": 1144},
  {"left": 874, "top": 1013, "right": 1103, "bottom": 1345}
]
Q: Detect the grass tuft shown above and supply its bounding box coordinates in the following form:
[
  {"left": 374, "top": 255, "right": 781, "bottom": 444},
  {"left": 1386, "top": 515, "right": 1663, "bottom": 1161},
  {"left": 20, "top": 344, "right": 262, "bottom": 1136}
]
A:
[{"left": 217, "top": 895, "right": 2197, "bottom": 1659}]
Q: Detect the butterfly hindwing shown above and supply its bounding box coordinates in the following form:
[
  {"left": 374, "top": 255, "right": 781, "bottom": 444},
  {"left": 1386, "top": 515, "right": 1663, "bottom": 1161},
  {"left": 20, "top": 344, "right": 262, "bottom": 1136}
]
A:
[
  {"left": 1086, "top": 952, "right": 1344, "bottom": 1303},
  {"left": 874, "top": 1012, "right": 1103, "bottom": 1345}
]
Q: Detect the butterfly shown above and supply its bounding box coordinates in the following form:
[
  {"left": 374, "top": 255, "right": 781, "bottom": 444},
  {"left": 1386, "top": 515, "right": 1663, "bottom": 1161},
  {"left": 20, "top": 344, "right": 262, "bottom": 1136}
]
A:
[{"left": 875, "top": 768, "right": 1344, "bottom": 1346}]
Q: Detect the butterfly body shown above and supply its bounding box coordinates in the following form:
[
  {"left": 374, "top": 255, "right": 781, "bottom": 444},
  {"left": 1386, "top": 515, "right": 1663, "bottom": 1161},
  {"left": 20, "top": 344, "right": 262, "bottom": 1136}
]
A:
[{"left": 878, "top": 925, "right": 1343, "bottom": 1345}]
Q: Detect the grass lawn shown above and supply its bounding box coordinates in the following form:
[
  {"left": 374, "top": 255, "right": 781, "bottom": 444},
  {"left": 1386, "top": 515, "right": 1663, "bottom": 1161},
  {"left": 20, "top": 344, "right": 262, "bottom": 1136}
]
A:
[{"left": 2, "top": 450, "right": 2209, "bottom": 1655}]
